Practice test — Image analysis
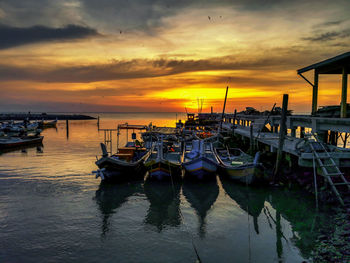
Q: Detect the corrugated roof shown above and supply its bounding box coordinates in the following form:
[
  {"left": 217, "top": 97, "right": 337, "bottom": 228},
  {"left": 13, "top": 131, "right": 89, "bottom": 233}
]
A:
[{"left": 297, "top": 51, "right": 350, "bottom": 74}]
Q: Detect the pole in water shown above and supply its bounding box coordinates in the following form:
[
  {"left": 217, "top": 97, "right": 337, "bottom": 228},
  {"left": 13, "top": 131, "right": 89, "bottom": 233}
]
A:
[
  {"left": 66, "top": 119, "right": 69, "bottom": 139},
  {"left": 250, "top": 124, "right": 254, "bottom": 155},
  {"left": 274, "top": 94, "right": 288, "bottom": 181},
  {"left": 97, "top": 116, "right": 100, "bottom": 129}
]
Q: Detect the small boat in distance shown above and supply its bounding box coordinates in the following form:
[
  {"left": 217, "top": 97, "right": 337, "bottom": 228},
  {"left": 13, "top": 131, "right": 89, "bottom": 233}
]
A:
[
  {"left": 214, "top": 147, "right": 260, "bottom": 185},
  {"left": 0, "top": 135, "right": 44, "bottom": 149},
  {"left": 182, "top": 139, "right": 219, "bottom": 180},
  {"left": 39, "top": 119, "right": 57, "bottom": 129}
]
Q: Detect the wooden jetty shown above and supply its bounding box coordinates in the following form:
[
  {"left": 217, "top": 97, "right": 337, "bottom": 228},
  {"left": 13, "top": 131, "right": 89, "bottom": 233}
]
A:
[
  {"left": 219, "top": 52, "right": 350, "bottom": 205},
  {"left": 223, "top": 114, "right": 350, "bottom": 166},
  {"left": 223, "top": 52, "right": 350, "bottom": 167}
]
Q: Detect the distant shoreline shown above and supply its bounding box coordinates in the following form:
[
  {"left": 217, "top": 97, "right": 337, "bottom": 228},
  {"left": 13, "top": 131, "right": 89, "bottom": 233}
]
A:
[{"left": 0, "top": 113, "right": 96, "bottom": 120}]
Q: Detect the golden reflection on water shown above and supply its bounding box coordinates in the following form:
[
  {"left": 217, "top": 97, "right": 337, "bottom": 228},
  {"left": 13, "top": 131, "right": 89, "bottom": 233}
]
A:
[
  {"left": 0, "top": 113, "right": 333, "bottom": 263},
  {"left": 0, "top": 113, "right": 184, "bottom": 182}
]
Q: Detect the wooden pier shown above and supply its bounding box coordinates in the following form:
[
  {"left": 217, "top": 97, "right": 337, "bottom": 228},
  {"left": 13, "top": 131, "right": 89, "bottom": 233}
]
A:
[
  {"left": 222, "top": 113, "right": 350, "bottom": 167},
  {"left": 222, "top": 52, "right": 350, "bottom": 168}
]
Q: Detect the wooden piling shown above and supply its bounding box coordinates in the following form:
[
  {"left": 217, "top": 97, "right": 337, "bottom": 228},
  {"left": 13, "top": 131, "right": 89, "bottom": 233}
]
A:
[
  {"left": 250, "top": 124, "right": 254, "bottom": 154},
  {"left": 274, "top": 94, "right": 288, "bottom": 181},
  {"left": 291, "top": 128, "right": 296, "bottom": 137},
  {"left": 312, "top": 70, "right": 318, "bottom": 116},
  {"left": 340, "top": 67, "right": 348, "bottom": 118},
  {"left": 66, "top": 119, "right": 69, "bottom": 138},
  {"left": 97, "top": 116, "right": 100, "bottom": 128}
]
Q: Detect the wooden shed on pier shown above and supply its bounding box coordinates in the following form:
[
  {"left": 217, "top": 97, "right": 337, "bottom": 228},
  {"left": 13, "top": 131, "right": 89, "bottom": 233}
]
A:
[{"left": 297, "top": 52, "right": 350, "bottom": 117}]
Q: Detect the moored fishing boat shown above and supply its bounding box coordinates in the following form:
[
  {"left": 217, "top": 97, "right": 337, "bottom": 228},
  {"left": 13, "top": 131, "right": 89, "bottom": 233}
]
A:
[
  {"left": 95, "top": 123, "right": 150, "bottom": 182},
  {"left": 0, "top": 135, "right": 44, "bottom": 149},
  {"left": 214, "top": 147, "right": 260, "bottom": 185},
  {"left": 182, "top": 139, "right": 219, "bottom": 180},
  {"left": 144, "top": 137, "right": 182, "bottom": 180},
  {"left": 39, "top": 119, "right": 57, "bottom": 129},
  {"left": 95, "top": 142, "right": 150, "bottom": 182}
]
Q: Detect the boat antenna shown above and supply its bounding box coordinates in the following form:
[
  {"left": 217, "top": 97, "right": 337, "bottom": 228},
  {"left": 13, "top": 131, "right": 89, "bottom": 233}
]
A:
[
  {"left": 197, "top": 98, "right": 200, "bottom": 115},
  {"left": 219, "top": 86, "right": 229, "bottom": 131}
]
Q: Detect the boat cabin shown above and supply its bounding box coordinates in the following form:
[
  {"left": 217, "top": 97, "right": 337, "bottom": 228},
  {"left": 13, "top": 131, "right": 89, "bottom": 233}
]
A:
[{"left": 114, "top": 146, "right": 147, "bottom": 162}]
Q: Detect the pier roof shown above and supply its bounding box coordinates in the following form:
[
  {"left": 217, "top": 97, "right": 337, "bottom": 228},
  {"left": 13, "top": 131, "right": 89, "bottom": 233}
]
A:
[{"left": 297, "top": 51, "right": 350, "bottom": 74}]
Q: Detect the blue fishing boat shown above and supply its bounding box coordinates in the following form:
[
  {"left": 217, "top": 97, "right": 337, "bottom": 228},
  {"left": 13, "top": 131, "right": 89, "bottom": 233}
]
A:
[
  {"left": 182, "top": 139, "right": 219, "bottom": 180},
  {"left": 145, "top": 137, "right": 182, "bottom": 180}
]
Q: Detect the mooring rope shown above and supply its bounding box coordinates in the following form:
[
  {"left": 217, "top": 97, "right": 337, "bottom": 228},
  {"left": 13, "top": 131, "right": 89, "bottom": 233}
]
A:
[{"left": 168, "top": 161, "right": 202, "bottom": 263}]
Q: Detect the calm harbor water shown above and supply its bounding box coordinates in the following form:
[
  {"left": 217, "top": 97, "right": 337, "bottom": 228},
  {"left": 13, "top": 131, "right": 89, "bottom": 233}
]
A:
[{"left": 0, "top": 113, "right": 331, "bottom": 263}]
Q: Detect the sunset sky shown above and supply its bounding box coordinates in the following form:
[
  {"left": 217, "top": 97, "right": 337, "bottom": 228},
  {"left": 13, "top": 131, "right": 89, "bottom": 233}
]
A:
[{"left": 0, "top": 0, "right": 349, "bottom": 113}]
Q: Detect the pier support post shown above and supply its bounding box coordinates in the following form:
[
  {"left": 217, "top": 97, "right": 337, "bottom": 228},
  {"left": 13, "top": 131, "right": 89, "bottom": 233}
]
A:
[
  {"left": 274, "top": 94, "right": 288, "bottom": 181},
  {"left": 329, "top": 131, "right": 337, "bottom": 146},
  {"left": 318, "top": 131, "right": 328, "bottom": 143},
  {"left": 291, "top": 128, "right": 296, "bottom": 137},
  {"left": 233, "top": 109, "right": 237, "bottom": 134},
  {"left": 312, "top": 70, "right": 318, "bottom": 116},
  {"left": 340, "top": 67, "right": 348, "bottom": 118},
  {"left": 300, "top": 127, "right": 305, "bottom": 138},
  {"left": 250, "top": 125, "right": 254, "bottom": 154},
  {"left": 97, "top": 116, "right": 100, "bottom": 129}
]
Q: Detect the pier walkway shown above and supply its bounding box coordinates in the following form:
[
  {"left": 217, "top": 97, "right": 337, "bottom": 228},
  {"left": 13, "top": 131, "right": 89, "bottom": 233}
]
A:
[{"left": 222, "top": 114, "right": 350, "bottom": 167}]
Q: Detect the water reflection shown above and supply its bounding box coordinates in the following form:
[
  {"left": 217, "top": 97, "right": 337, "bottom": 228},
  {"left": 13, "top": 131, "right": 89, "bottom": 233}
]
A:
[
  {"left": 144, "top": 179, "right": 182, "bottom": 232},
  {"left": 221, "top": 179, "right": 267, "bottom": 234},
  {"left": 94, "top": 181, "right": 143, "bottom": 236},
  {"left": 267, "top": 188, "right": 326, "bottom": 259},
  {"left": 0, "top": 142, "right": 43, "bottom": 155},
  {"left": 182, "top": 179, "right": 219, "bottom": 238}
]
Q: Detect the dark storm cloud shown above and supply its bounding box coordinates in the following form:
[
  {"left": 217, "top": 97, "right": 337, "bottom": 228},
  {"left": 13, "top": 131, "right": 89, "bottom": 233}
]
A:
[
  {"left": 2, "top": 0, "right": 346, "bottom": 34},
  {"left": 0, "top": 54, "right": 304, "bottom": 83},
  {"left": 302, "top": 29, "right": 350, "bottom": 42},
  {"left": 0, "top": 24, "right": 99, "bottom": 49}
]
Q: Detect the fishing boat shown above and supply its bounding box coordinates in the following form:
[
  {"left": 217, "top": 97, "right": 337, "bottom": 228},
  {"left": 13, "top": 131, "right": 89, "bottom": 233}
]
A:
[
  {"left": 182, "top": 139, "right": 219, "bottom": 180},
  {"left": 95, "top": 142, "right": 150, "bottom": 182},
  {"left": 0, "top": 135, "right": 44, "bottom": 149},
  {"left": 0, "top": 120, "right": 41, "bottom": 135},
  {"left": 95, "top": 123, "right": 150, "bottom": 182},
  {"left": 214, "top": 147, "right": 260, "bottom": 185},
  {"left": 144, "top": 136, "right": 182, "bottom": 180},
  {"left": 39, "top": 119, "right": 57, "bottom": 129}
]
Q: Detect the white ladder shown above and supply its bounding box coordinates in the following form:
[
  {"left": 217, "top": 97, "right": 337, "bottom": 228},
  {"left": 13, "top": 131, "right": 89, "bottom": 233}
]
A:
[{"left": 309, "top": 133, "right": 350, "bottom": 206}]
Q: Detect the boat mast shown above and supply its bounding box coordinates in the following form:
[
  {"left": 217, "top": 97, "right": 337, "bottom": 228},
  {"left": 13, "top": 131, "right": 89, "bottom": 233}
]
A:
[{"left": 219, "top": 86, "right": 229, "bottom": 131}]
